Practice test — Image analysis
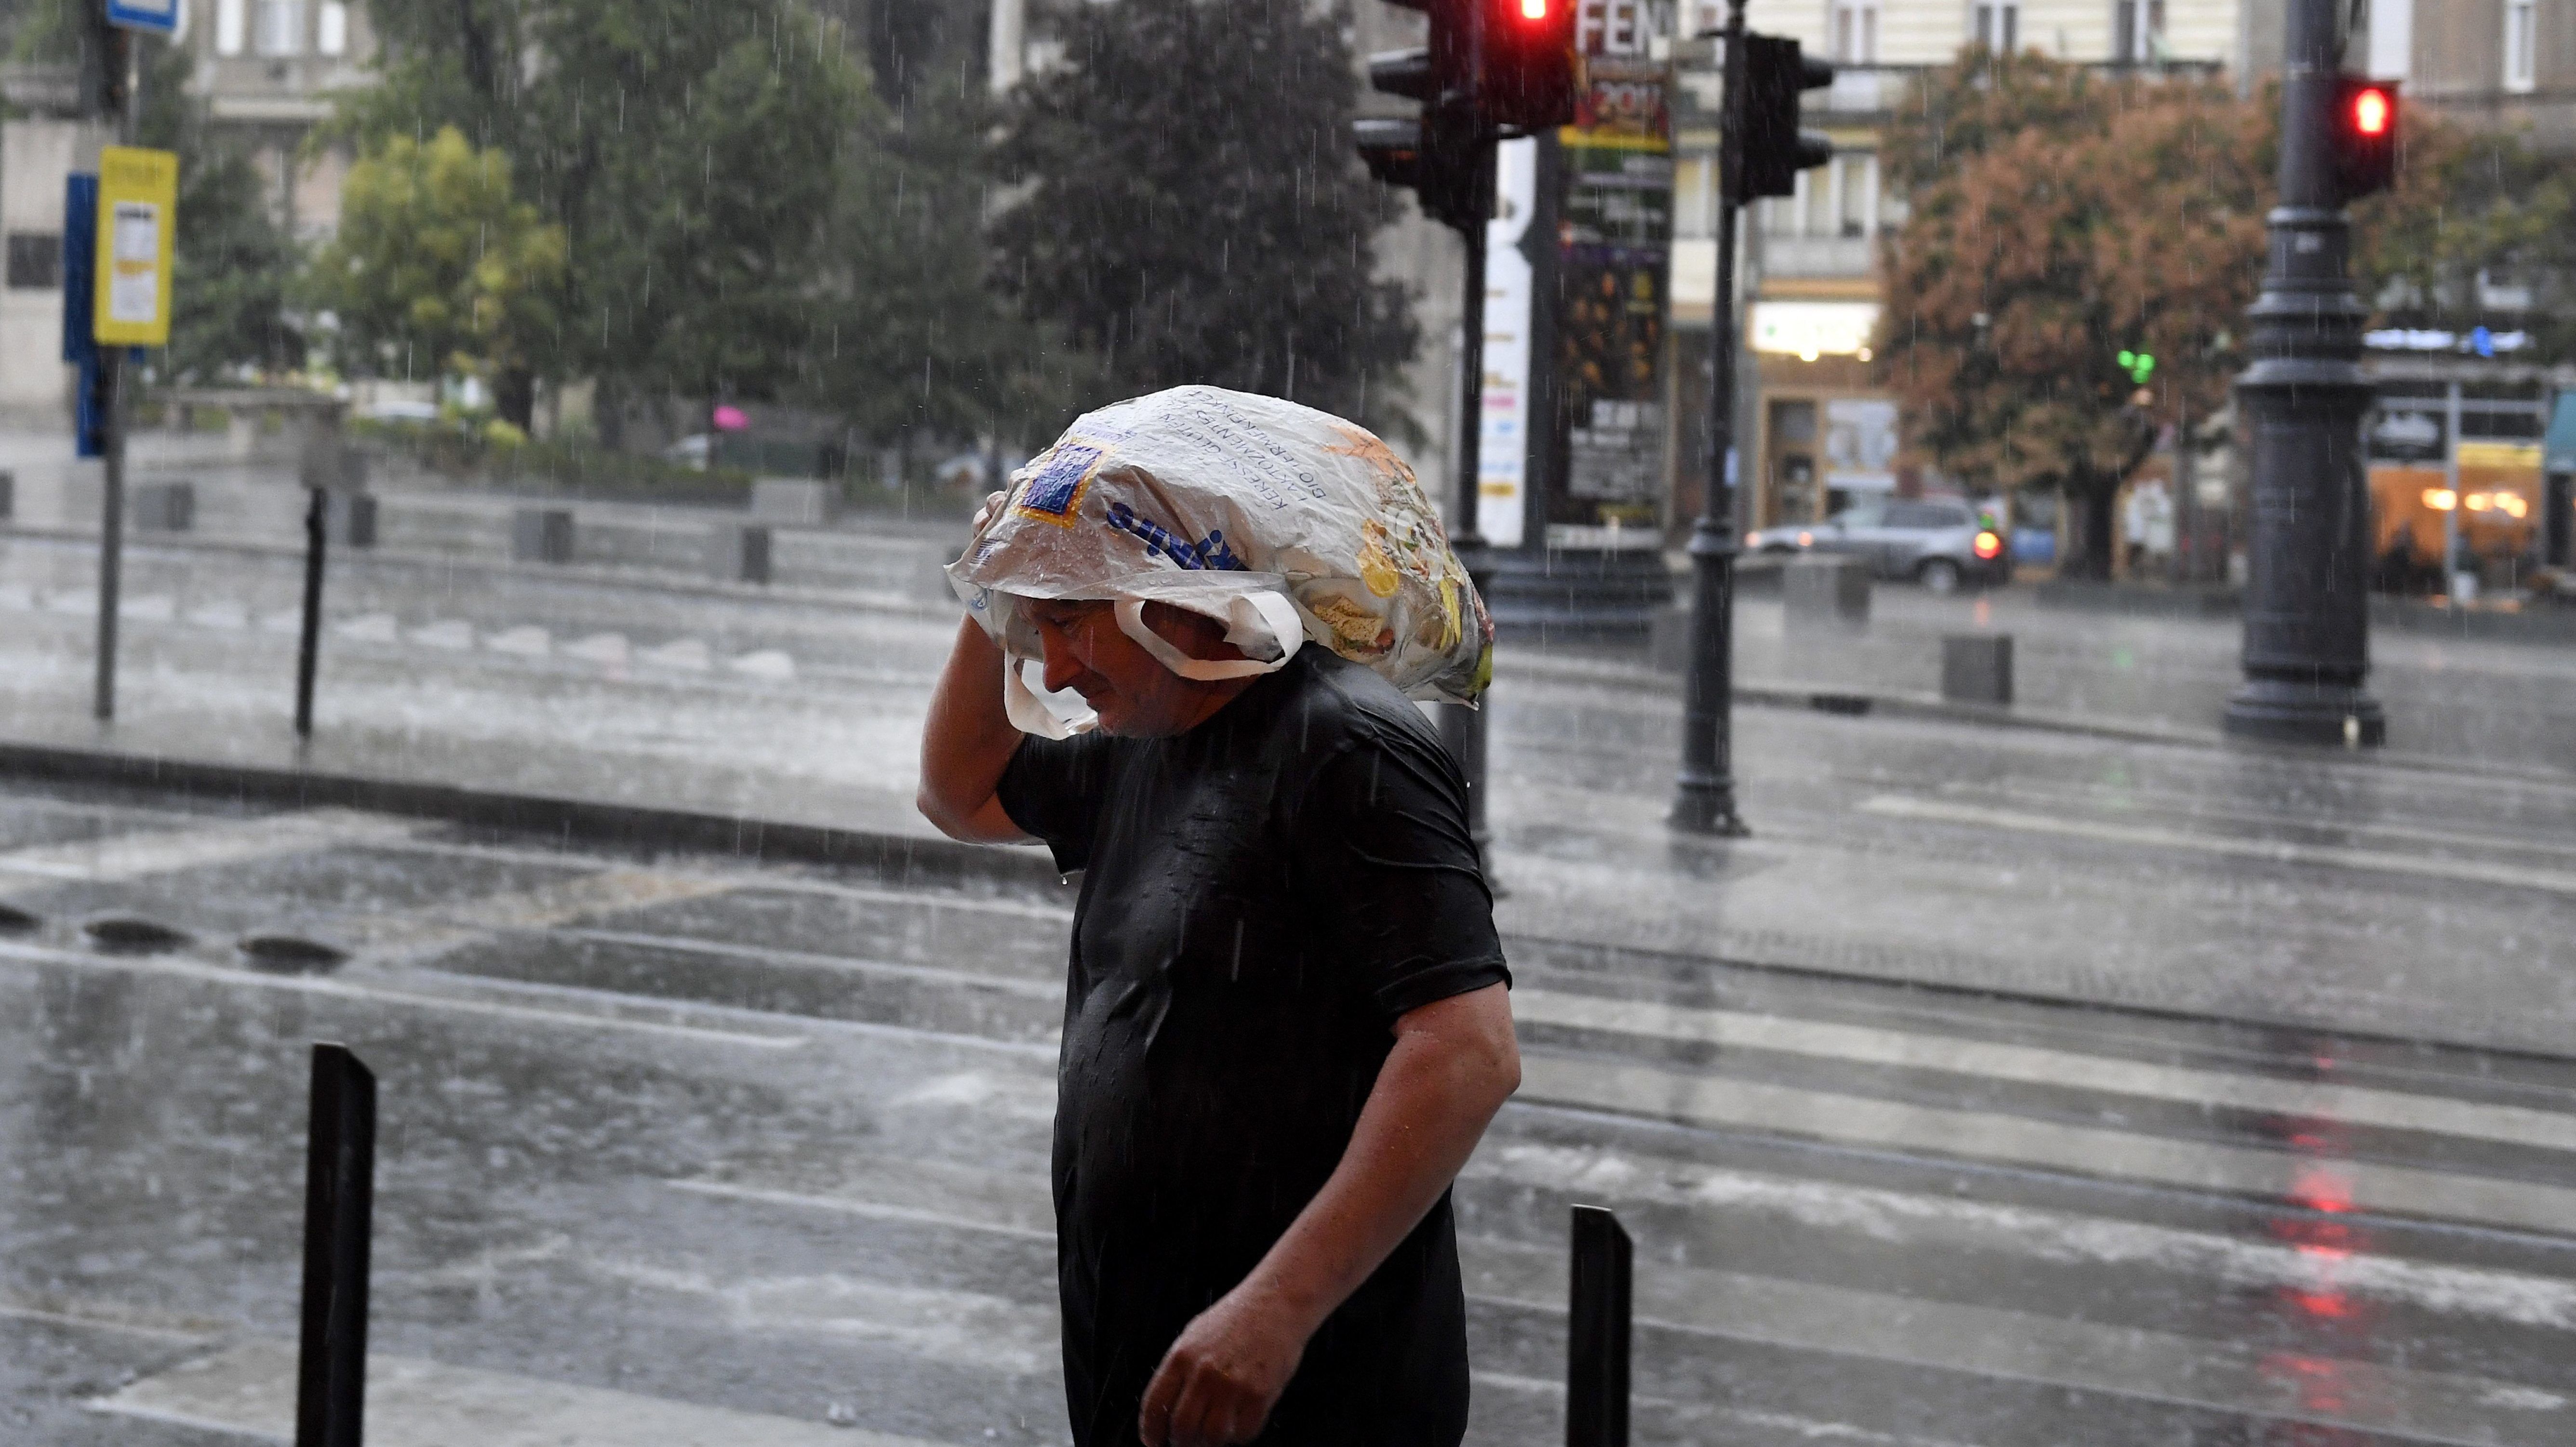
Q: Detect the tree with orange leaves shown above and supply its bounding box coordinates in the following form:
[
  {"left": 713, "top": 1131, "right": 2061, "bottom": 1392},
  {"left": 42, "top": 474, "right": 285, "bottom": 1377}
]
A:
[{"left": 1874, "top": 53, "right": 2269, "bottom": 578}]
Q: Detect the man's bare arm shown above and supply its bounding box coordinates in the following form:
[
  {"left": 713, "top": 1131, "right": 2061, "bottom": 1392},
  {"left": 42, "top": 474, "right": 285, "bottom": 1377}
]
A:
[
  {"left": 918, "top": 613, "right": 1031, "bottom": 843},
  {"left": 1138, "top": 982, "right": 1520, "bottom": 1447}
]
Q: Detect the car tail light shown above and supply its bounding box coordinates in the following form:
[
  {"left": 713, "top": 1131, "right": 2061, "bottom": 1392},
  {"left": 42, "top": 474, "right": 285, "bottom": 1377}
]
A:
[{"left": 1973, "top": 530, "right": 2003, "bottom": 560}]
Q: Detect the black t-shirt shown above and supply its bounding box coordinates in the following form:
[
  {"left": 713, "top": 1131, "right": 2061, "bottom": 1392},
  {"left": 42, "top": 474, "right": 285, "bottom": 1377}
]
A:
[{"left": 997, "top": 649, "right": 1508, "bottom": 1447}]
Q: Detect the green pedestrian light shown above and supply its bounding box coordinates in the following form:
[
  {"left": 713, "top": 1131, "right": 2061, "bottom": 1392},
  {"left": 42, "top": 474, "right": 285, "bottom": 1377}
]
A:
[{"left": 2116, "top": 349, "right": 2155, "bottom": 385}]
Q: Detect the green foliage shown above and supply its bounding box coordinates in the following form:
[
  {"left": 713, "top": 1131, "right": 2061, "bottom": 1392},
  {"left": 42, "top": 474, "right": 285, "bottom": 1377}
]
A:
[
  {"left": 136, "top": 41, "right": 307, "bottom": 383},
  {"left": 991, "top": 0, "right": 1418, "bottom": 433},
  {"left": 335, "top": 0, "right": 1062, "bottom": 447},
  {"left": 1876, "top": 52, "right": 2273, "bottom": 575},
  {"left": 2353, "top": 121, "right": 2576, "bottom": 362},
  {"left": 303, "top": 127, "right": 567, "bottom": 387}
]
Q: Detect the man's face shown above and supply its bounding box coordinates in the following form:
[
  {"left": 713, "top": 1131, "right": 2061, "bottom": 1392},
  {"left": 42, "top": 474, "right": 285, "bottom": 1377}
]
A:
[{"left": 1021, "top": 599, "right": 1217, "bottom": 737}]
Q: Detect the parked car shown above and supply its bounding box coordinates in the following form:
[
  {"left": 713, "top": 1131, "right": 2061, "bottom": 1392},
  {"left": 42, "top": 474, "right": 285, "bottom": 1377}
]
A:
[{"left": 1748, "top": 498, "right": 2011, "bottom": 594}]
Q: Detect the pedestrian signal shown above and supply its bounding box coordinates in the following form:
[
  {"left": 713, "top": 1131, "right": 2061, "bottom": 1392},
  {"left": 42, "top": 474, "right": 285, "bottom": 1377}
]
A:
[{"left": 1731, "top": 35, "right": 1833, "bottom": 203}]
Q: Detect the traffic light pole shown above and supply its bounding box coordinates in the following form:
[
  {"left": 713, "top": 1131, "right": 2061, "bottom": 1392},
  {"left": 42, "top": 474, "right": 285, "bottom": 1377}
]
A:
[
  {"left": 1670, "top": 0, "right": 1751, "bottom": 836},
  {"left": 1440, "top": 138, "right": 1499, "bottom": 875},
  {"left": 2222, "top": 0, "right": 2385, "bottom": 746}
]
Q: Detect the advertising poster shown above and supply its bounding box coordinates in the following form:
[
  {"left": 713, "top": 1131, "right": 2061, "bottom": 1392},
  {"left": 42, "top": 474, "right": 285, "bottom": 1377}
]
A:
[
  {"left": 1478, "top": 137, "right": 1539, "bottom": 547},
  {"left": 1550, "top": 50, "right": 1672, "bottom": 531}
]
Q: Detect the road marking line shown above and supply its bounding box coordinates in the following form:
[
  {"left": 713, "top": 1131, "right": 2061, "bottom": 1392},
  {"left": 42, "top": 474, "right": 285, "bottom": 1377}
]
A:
[
  {"left": 561, "top": 927, "right": 1065, "bottom": 999},
  {"left": 0, "top": 1298, "right": 213, "bottom": 1341},
  {"left": 0, "top": 808, "right": 416, "bottom": 882},
  {"left": 668, "top": 1164, "right": 2568, "bottom": 1443},
  {"left": 349, "top": 867, "right": 744, "bottom": 957},
  {"left": 1520, "top": 1054, "right": 2576, "bottom": 1238},
  {"left": 1514, "top": 988, "right": 2576, "bottom": 1152},
  {"left": 0, "top": 939, "right": 805, "bottom": 1050},
  {"left": 1962, "top": 778, "right": 2576, "bottom": 863},
  {"left": 1860, "top": 793, "right": 2576, "bottom": 896},
  {"left": 1462, "top": 1236, "right": 2569, "bottom": 1447},
  {"left": 669, "top": 1180, "right": 1056, "bottom": 1243},
  {"left": 92, "top": 1339, "right": 961, "bottom": 1447}
]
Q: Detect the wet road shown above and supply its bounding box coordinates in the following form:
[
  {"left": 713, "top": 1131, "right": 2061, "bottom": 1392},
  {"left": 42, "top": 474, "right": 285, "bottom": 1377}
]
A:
[{"left": 5, "top": 778, "right": 2575, "bottom": 1445}]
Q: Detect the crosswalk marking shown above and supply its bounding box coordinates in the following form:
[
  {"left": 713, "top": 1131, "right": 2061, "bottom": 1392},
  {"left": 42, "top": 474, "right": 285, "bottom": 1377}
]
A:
[
  {"left": 1514, "top": 987, "right": 2576, "bottom": 1152},
  {"left": 93, "top": 1339, "right": 966, "bottom": 1447},
  {"left": 0, "top": 937, "right": 807, "bottom": 1050},
  {"left": 1862, "top": 793, "right": 2576, "bottom": 897},
  {"left": 0, "top": 807, "right": 415, "bottom": 882},
  {"left": 1521, "top": 1054, "right": 2576, "bottom": 1237},
  {"left": 1460, "top": 1235, "right": 2573, "bottom": 1447},
  {"left": 671, "top": 1157, "right": 2573, "bottom": 1445}
]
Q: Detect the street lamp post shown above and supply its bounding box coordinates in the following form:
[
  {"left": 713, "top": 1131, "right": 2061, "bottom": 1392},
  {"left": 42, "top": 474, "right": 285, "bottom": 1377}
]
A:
[
  {"left": 1670, "top": 0, "right": 1751, "bottom": 836},
  {"left": 2222, "top": 0, "right": 2386, "bottom": 746}
]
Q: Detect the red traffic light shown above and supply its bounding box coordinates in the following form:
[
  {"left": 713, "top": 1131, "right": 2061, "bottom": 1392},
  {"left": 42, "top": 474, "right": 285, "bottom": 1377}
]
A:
[
  {"left": 1518, "top": 0, "right": 1550, "bottom": 17},
  {"left": 1973, "top": 530, "right": 2003, "bottom": 561},
  {"left": 2329, "top": 75, "right": 2400, "bottom": 202}
]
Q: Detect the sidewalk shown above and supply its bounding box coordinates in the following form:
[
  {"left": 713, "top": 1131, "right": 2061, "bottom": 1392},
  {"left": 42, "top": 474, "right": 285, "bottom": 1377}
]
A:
[{"left": 2, "top": 532, "right": 2571, "bottom": 1060}]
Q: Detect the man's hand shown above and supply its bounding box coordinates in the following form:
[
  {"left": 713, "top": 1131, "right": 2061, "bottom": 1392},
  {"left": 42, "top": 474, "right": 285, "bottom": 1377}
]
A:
[{"left": 1137, "top": 1282, "right": 1310, "bottom": 1447}]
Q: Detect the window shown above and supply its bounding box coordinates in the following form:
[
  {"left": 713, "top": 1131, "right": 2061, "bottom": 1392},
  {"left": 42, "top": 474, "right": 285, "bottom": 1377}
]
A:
[
  {"left": 255, "top": 0, "right": 305, "bottom": 56},
  {"left": 2113, "top": 0, "right": 2166, "bottom": 62},
  {"left": 318, "top": 0, "right": 347, "bottom": 56},
  {"left": 1837, "top": 154, "right": 1878, "bottom": 238},
  {"left": 1974, "top": 0, "right": 2020, "bottom": 50},
  {"left": 215, "top": 0, "right": 245, "bottom": 55},
  {"left": 1835, "top": 2, "right": 1879, "bottom": 62},
  {"left": 5, "top": 233, "right": 62, "bottom": 291},
  {"left": 2504, "top": 0, "right": 2537, "bottom": 91}
]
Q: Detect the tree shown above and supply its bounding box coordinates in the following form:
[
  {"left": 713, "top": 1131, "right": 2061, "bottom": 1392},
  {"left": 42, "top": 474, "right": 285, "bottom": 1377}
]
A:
[
  {"left": 2353, "top": 119, "right": 2576, "bottom": 364},
  {"left": 137, "top": 43, "right": 307, "bottom": 383},
  {"left": 1875, "top": 53, "right": 2269, "bottom": 578},
  {"left": 991, "top": 0, "right": 1418, "bottom": 434},
  {"left": 302, "top": 127, "right": 566, "bottom": 394}
]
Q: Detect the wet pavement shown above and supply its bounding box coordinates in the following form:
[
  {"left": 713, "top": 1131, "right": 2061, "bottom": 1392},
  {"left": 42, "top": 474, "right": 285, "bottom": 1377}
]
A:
[
  {"left": 2, "top": 531, "right": 2571, "bottom": 1056},
  {"left": 4, "top": 776, "right": 2575, "bottom": 1445}
]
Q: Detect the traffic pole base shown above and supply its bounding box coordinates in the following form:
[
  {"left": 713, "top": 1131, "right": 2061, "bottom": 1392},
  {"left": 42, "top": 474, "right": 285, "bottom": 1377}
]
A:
[
  {"left": 2222, "top": 680, "right": 2387, "bottom": 748},
  {"left": 1669, "top": 779, "right": 1752, "bottom": 837}
]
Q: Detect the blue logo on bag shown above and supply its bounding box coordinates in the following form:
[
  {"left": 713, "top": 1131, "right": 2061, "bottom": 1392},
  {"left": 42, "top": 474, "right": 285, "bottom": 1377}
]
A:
[
  {"left": 1107, "top": 502, "right": 1245, "bottom": 571},
  {"left": 1014, "top": 441, "right": 1105, "bottom": 527}
]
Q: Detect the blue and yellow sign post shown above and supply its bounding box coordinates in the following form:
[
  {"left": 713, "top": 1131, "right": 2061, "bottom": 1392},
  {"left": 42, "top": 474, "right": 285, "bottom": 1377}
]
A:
[{"left": 72, "top": 139, "right": 181, "bottom": 721}]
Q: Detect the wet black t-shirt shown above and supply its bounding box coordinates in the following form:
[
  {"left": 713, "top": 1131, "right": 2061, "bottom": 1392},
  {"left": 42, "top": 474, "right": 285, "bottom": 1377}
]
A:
[{"left": 996, "top": 649, "right": 1508, "bottom": 1447}]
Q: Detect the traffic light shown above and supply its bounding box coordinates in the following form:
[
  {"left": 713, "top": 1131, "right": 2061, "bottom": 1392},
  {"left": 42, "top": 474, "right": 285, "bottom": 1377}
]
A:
[
  {"left": 2331, "top": 76, "right": 2400, "bottom": 202},
  {"left": 1731, "top": 35, "right": 1834, "bottom": 204},
  {"left": 1353, "top": 109, "right": 1489, "bottom": 233},
  {"left": 2116, "top": 349, "right": 2155, "bottom": 385},
  {"left": 1474, "top": 0, "right": 1579, "bottom": 132}
]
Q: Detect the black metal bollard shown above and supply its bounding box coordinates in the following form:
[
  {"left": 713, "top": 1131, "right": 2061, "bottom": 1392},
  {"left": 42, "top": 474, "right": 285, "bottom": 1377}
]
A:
[
  {"left": 297, "top": 1043, "right": 375, "bottom": 1447},
  {"left": 295, "top": 487, "right": 328, "bottom": 740},
  {"left": 1566, "top": 1204, "right": 1632, "bottom": 1447}
]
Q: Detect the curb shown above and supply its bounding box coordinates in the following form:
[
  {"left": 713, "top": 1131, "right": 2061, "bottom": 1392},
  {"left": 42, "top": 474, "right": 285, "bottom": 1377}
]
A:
[
  {"left": 1502, "top": 653, "right": 2576, "bottom": 787},
  {"left": 0, "top": 741, "right": 1069, "bottom": 895},
  {"left": 0, "top": 523, "right": 959, "bottom": 621}
]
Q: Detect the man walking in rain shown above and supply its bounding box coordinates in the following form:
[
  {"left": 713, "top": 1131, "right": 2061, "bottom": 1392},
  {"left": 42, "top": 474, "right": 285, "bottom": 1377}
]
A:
[{"left": 917, "top": 387, "right": 1516, "bottom": 1447}]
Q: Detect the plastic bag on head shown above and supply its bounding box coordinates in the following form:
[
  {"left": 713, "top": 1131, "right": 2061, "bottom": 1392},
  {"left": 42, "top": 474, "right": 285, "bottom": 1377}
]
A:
[{"left": 948, "top": 386, "right": 1494, "bottom": 736}]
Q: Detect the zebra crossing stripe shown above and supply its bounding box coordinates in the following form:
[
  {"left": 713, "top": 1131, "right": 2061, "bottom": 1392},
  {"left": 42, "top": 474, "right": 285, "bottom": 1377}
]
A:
[
  {"left": 91, "top": 1339, "right": 963, "bottom": 1447},
  {"left": 1519, "top": 1053, "right": 2576, "bottom": 1237},
  {"left": 1513, "top": 988, "right": 2576, "bottom": 1152}
]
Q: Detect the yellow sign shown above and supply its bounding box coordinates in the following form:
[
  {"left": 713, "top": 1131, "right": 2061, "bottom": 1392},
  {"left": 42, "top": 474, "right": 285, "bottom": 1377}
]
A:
[
  {"left": 93, "top": 146, "right": 178, "bottom": 347},
  {"left": 2456, "top": 441, "right": 2543, "bottom": 472}
]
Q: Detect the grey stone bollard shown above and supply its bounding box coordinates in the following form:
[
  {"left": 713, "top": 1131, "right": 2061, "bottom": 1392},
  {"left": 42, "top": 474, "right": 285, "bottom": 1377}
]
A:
[
  {"left": 707, "top": 523, "right": 774, "bottom": 585},
  {"left": 132, "top": 481, "right": 196, "bottom": 532},
  {"left": 0, "top": 470, "right": 13, "bottom": 521},
  {"left": 1784, "top": 555, "right": 1870, "bottom": 635},
  {"left": 511, "top": 508, "right": 575, "bottom": 564},
  {"left": 1941, "top": 633, "right": 2014, "bottom": 706},
  {"left": 330, "top": 492, "right": 378, "bottom": 549},
  {"left": 749, "top": 478, "right": 834, "bottom": 526}
]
